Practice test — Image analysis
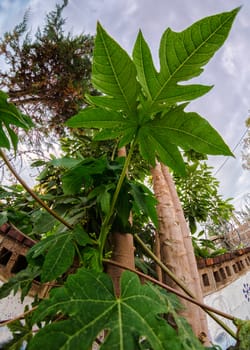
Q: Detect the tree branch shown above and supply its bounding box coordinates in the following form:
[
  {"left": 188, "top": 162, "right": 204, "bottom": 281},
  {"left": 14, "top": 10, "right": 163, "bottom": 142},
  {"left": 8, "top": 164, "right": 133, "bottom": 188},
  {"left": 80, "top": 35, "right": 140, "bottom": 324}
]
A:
[{"left": 0, "top": 149, "right": 72, "bottom": 230}]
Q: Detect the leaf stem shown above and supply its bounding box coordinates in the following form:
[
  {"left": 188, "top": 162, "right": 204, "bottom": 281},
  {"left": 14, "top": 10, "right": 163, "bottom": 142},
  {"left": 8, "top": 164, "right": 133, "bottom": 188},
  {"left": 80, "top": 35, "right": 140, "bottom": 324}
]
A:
[
  {"left": 134, "top": 233, "right": 237, "bottom": 339},
  {"left": 98, "top": 139, "right": 136, "bottom": 266},
  {"left": 0, "top": 149, "right": 73, "bottom": 230}
]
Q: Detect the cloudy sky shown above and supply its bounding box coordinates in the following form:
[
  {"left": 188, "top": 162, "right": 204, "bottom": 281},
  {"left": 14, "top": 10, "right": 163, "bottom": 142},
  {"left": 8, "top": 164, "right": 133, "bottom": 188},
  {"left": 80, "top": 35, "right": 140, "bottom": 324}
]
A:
[{"left": 0, "top": 0, "right": 249, "bottom": 210}]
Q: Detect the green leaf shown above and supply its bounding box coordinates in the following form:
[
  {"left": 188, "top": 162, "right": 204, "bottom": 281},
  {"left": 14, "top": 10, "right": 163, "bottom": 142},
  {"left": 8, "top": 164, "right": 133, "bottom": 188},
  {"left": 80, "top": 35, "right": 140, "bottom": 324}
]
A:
[
  {"left": 148, "top": 8, "right": 240, "bottom": 111},
  {"left": 66, "top": 10, "right": 238, "bottom": 174},
  {"left": 130, "top": 181, "right": 158, "bottom": 227},
  {"left": 164, "top": 293, "right": 207, "bottom": 350},
  {"left": 150, "top": 105, "right": 233, "bottom": 156},
  {"left": 50, "top": 157, "right": 83, "bottom": 168},
  {"left": 133, "top": 30, "right": 161, "bottom": 102},
  {"left": 62, "top": 166, "right": 86, "bottom": 195},
  {"left": 2, "top": 319, "right": 33, "bottom": 350},
  {"left": 137, "top": 125, "right": 186, "bottom": 174},
  {"left": 114, "top": 182, "right": 133, "bottom": 231},
  {"left": 72, "top": 225, "right": 94, "bottom": 246},
  {"left": 6, "top": 125, "right": 18, "bottom": 150},
  {"left": 160, "top": 8, "right": 239, "bottom": 82},
  {"left": 0, "top": 90, "right": 33, "bottom": 150},
  {"left": 66, "top": 107, "right": 126, "bottom": 129},
  {"left": 33, "top": 211, "right": 57, "bottom": 234},
  {"left": 82, "top": 247, "right": 101, "bottom": 270},
  {"left": 66, "top": 107, "right": 138, "bottom": 147},
  {"left": 61, "top": 158, "right": 107, "bottom": 195},
  {"left": 99, "top": 189, "right": 111, "bottom": 215},
  {"left": 0, "top": 124, "right": 10, "bottom": 149},
  {"left": 0, "top": 266, "right": 41, "bottom": 302},
  {"left": 29, "top": 270, "right": 181, "bottom": 350},
  {"left": 133, "top": 31, "right": 211, "bottom": 111},
  {"left": 92, "top": 23, "right": 139, "bottom": 115},
  {"left": 233, "top": 318, "right": 250, "bottom": 350},
  {"left": 0, "top": 211, "right": 8, "bottom": 226},
  {"left": 27, "top": 232, "right": 75, "bottom": 282},
  {"left": 41, "top": 232, "right": 75, "bottom": 282}
]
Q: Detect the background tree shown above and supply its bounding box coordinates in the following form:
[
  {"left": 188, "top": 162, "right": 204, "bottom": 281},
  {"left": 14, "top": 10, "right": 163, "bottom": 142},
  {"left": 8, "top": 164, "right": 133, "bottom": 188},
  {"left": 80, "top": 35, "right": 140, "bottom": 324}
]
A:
[
  {"left": 0, "top": 0, "right": 95, "bottom": 144},
  {"left": 173, "top": 151, "right": 234, "bottom": 234}
]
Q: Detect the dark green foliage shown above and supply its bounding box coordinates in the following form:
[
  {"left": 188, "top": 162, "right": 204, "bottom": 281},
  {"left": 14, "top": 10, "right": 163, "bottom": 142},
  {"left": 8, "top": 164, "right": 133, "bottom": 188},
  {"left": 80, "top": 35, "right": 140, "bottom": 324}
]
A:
[
  {"left": 174, "top": 155, "right": 234, "bottom": 234},
  {"left": 0, "top": 185, "right": 41, "bottom": 237},
  {"left": 228, "top": 319, "right": 250, "bottom": 349},
  {"left": 192, "top": 234, "right": 227, "bottom": 258},
  {"left": 0, "top": 92, "right": 33, "bottom": 150},
  {"left": 26, "top": 225, "right": 95, "bottom": 282}
]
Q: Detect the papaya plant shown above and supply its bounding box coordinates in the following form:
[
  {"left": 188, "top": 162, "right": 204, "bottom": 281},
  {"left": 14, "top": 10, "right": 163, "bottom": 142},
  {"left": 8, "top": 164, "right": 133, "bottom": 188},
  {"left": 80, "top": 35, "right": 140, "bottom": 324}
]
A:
[{"left": 1, "top": 7, "right": 249, "bottom": 350}]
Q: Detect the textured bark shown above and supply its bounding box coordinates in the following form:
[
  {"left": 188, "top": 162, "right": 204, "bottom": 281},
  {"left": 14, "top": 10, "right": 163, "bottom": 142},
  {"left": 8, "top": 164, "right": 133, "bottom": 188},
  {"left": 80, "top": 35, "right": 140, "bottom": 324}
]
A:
[
  {"left": 161, "top": 164, "right": 209, "bottom": 337},
  {"left": 151, "top": 161, "right": 209, "bottom": 341},
  {"left": 154, "top": 231, "right": 163, "bottom": 282},
  {"left": 106, "top": 232, "right": 135, "bottom": 296}
]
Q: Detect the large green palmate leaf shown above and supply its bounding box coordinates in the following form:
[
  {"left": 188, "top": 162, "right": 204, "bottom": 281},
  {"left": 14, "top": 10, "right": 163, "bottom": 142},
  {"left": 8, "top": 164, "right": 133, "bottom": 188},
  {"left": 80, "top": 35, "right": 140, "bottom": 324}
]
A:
[
  {"left": 0, "top": 91, "right": 33, "bottom": 150},
  {"left": 66, "top": 107, "right": 138, "bottom": 146},
  {"left": 61, "top": 157, "right": 108, "bottom": 195},
  {"left": 28, "top": 270, "right": 192, "bottom": 350},
  {"left": 133, "top": 8, "right": 239, "bottom": 112},
  {"left": 66, "top": 9, "right": 238, "bottom": 174},
  {"left": 142, "top": 104, "right": 233, "bottom": 156},
  {"left": 89, "top": 22, "right": 139, "bottom": 115},
  {"left": 132, "top": 31, "right": 212, "bottom": 113}
]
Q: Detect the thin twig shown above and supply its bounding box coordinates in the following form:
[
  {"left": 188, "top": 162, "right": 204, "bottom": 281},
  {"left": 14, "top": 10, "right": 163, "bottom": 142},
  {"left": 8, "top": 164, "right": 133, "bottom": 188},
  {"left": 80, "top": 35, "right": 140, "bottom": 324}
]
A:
[
  {"left": 0, "top": 149, "right": 72, "bottom": 230},
  {"left": 103, "top": 258, "right": 234, "bottom": 321},
  {"left": 0, "top": 306, "right": 38, "bottom": 327}
]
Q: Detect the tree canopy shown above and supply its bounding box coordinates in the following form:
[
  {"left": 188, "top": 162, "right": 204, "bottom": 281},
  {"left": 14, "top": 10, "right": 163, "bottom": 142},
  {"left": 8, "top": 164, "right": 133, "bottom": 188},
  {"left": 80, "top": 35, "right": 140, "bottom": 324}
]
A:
[{"left": 0, "top": 0, "right": 95, "bottom": 140}]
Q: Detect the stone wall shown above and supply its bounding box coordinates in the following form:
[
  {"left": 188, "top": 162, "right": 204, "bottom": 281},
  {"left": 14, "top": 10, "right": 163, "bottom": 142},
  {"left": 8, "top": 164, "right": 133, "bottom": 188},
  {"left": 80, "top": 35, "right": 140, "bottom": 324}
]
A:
[
  {"left": 0, "top": 223, "right": 49, "bottom": 298},
  {"left": 197, "top": 247, "right": 250, "bottom": 295}
]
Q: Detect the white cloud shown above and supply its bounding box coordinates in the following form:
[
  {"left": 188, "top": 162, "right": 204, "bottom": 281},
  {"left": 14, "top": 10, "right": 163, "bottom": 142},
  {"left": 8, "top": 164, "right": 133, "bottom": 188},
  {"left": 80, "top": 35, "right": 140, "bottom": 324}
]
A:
[{"left": 221, "top": 44, "right": 237, "bottom": 77}]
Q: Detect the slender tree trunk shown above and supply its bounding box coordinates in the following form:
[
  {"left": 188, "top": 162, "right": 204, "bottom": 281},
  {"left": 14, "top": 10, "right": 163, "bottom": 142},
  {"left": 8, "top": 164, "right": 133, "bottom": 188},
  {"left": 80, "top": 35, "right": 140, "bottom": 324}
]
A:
[
  {"left": 106, "top": 232, "right": 135, "bottom": 295},
  {"left": 154, "top": 231, "right": 163, "bottom": 282},
  {"left": 151, "top": 161, "right": 209, "bottom": 341},
  {"left": 161, "top": 164, "right": 209, "bottom": 337},
  {"left": 106, "top": 147, "right": 135, "bottom": 296}
]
